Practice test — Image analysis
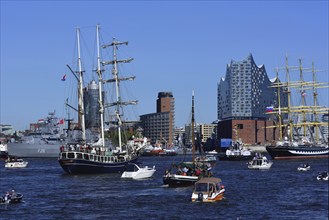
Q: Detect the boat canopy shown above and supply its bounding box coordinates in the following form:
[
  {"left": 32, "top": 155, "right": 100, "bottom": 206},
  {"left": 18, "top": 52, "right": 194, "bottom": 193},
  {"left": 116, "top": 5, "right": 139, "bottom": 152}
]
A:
[{"left": 196, "top": 177, "right": 222, "bottom": 184}]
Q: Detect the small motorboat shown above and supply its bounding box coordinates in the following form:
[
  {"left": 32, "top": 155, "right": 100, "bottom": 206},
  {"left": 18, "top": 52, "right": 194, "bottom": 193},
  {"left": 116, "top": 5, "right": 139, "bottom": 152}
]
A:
[
  {"left": 204, "top": 150, "right": 218, "bottom": 155},
  {"left": 195, "top": 155, "right": 217, "bottom": 163},
  {"left": 121, "top": 163, "right": 156, "bottom": 180},
  {"left": 316, "top": 171, "right": 328, "bottom": 181},
  {"left": 191, "top": 177, "right": 225, "bottom": 202},
  {"left": 297, "top": 163, "right": 310, "bottom": 171},
  {"left": 247, "top": 155, "right": 273, "bottom": 170},
  {"left": 0, "top": 190, "right": 23, "bottom": 204},
  {"left": 5, "top": 156, "right": 28, "bottom": 168},
  {"left": 163, "top": 162, "right": 212, "bottom": 187},
  {"left": 217, "top": 140, "right": 254, "bottom": 161}
]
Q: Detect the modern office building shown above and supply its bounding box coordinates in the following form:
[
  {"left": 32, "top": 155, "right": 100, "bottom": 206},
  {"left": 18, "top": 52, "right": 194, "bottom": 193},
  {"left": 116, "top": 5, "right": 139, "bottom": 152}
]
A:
[
  {"left": 199, "top": 123, "right": 217, "bottom": 143},
  {"left": 140, "top": 112, "right": 171, "bottom": 145},
  {"left": 140, "top": 92, "right": 175, "bottom": 145},
  {"left": 184, "top": 123, "right": 217, "bottom": 145},
  {"left": 218, "top": 54, "right": 279, "bottom": 120},
  {"left": 83, "top": 80, "right": 104, "bottom": 131},
  {"left": 217, "top": 54, "right": 287, "bottom": 144}
]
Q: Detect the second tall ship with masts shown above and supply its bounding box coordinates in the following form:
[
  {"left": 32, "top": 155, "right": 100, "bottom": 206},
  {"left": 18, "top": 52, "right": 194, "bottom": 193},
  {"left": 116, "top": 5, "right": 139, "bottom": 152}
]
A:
[
  {"left": 265, "top": 56, "right": 329, "bottom": 159},
  {"left": 58, "top": 25, "right": 146, "bottom": 174}
]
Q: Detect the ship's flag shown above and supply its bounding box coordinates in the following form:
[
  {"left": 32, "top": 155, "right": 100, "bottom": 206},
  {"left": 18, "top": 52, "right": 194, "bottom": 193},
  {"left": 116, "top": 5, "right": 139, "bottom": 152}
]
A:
[
  {"left": 265, "top": 106, "right": 274, "bottom": 112},
  {"left": 58, "top": 119, "right": 64, "bottom": 125},
  {"left": 38, "top": 119, "right": 45, "bottom": 123},
  {"left": 61, "top": 74, "right": 66, "bottom": 81}
]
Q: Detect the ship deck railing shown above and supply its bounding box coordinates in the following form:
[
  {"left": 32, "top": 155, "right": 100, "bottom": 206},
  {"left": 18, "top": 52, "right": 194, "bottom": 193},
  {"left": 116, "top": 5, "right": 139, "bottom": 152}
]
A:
[{"left": 59, "top": 151, "right": 133, "bottom": 163}]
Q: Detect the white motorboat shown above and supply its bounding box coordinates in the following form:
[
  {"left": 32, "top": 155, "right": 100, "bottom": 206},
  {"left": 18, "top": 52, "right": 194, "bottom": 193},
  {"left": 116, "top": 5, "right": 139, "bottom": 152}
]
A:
[
  {"left": 248, "top": 155, "right": 273, "bottom": 170},
  {"left": 297, "top": 164, "right": 310, "bottom": 171},
  {"left": 316, "top": 171, "right": 328, "bottom": 181},
  {"left": 218, "top": 139, "right": 254, "bottom": 161},
  {"left": 205, "top": 150, "right": 218, "bottom": 155},
  {"left": 5, "top": 157, "right": 28, "bottom": 168},
  {"left": 121, "top": 163, "right": 156, "bottom": 179},
  {"left": 195, "top": 155, "right": 217, "bottom": 167}
]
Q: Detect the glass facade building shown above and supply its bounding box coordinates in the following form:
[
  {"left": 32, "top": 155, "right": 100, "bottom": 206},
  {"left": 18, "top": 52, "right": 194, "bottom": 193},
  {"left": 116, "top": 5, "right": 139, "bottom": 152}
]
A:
[
  {"left": 83, "top": 80, "right": 104, "bottom": 131},
  {"left": 217, "top": 54, "right": 286, "bottom": 120}
]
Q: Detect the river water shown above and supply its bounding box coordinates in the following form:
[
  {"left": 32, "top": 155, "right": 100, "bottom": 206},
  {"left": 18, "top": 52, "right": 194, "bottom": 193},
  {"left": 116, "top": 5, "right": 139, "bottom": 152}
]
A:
[{"left": 0, "top": 155, "right": 328, "bottom": 219}]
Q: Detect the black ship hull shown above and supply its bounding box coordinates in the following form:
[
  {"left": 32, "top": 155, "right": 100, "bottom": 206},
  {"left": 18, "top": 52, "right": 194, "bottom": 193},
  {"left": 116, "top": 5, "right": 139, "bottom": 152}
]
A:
[
  {"left": 266, "top": 145, "right": 329, "bottom": 160},
  {"left": 163, "top": 175, "right": 199, "bottom": 187},
  {"left": 58, "top": 152, "right": 138, "bottom": 174},
  {"left": 217, "top": 153, "right": 253, "bottom": 161},
  {"left": 0, "top": 151, "right": 9, "bottom": 160}
]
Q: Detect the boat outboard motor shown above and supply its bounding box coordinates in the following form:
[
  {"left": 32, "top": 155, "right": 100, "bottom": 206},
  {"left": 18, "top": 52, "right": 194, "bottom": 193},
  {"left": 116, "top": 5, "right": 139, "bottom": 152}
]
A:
[{"left": 197, "top": 192, "right": 203, "bottom": 202}]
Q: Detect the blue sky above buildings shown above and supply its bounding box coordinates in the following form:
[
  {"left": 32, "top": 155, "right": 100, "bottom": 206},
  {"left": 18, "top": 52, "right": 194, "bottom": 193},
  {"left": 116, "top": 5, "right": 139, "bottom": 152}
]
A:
[{"left": 1, "top": 1, "right": 328, "bottom": 130}]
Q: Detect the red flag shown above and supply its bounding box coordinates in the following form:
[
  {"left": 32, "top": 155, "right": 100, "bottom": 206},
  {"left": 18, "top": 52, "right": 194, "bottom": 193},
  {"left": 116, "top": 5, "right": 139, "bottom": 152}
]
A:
[{"left": 58, "top": 119, "right": 64, "bottom": 124}]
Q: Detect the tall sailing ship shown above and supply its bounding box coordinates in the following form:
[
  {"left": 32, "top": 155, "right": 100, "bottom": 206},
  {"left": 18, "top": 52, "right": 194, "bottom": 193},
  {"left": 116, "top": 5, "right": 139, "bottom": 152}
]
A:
[
  {"left": 163, "top": 91, "right": 212, "bottom": 187},
  {"left": 58, "top": 25, "right": 146, "bottom": 174},
  {"left": 265, "top": 56, "right": 329, "bottom": 159}
]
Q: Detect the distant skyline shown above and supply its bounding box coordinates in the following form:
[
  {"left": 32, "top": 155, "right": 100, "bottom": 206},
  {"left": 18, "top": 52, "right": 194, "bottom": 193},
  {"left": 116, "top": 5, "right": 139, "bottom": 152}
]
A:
[{"left": 1, "top": 1, "right": 328, "bottom": 130}]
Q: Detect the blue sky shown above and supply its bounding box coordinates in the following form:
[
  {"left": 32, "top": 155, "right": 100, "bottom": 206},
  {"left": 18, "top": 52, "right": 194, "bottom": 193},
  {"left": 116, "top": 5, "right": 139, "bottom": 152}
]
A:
[{"left": 1, "top": 1, "right": 328, "bottom": 130}]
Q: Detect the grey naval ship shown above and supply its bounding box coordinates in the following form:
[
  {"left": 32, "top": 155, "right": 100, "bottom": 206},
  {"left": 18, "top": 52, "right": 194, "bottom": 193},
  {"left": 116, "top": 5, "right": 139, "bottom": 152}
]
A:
[
  {"left": 8, "top": 112, "right": 99, "bottom": 158},
  {"left": 7, "top": 112, "right": 67, "bottom": 158}
]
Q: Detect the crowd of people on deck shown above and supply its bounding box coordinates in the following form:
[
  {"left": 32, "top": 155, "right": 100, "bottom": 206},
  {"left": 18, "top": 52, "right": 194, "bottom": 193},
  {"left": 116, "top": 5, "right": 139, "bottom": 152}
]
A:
[
  {"left": 59, "top": 144, "right": 113, "bottom": 156},
  {"left": 165, "top": 163, "right": 212, "bottom": 177}
]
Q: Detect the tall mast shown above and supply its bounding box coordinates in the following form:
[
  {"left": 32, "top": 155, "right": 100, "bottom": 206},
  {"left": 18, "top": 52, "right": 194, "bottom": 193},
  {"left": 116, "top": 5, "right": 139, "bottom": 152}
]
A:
[
  {"left": 77, "top": 27, "right": 86, "bottom": 143},
  {"left": 312, "top": 62, "right": 319, "bottom": 142},
  {"left": 285, "top": 55, "right": 293, "bottom": 142},
  {"left": 113, "top": 41, "right": 123, "bottom": 151},
  {"left": 96, "top": 24, "right": 105, "bottom": 147},
  {"left": 102, "top": 39, "right": 136, "bottom": 152},
  {"left": 268, "top": 57, "right": 329, "bottom": 144},
  {"left": 298, "top": 58, "right": 307, "bottom": 137},
  {"left": 191, "top": 90, "right": 195, "bottom": 163},
  {"left": 276, "top": 68, "right": 283, "bottom": 141}
]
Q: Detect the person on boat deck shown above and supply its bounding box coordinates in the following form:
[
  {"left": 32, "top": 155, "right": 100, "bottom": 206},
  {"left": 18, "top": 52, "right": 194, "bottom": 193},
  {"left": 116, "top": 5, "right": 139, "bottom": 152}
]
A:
[
  {"left": 91, "top": 148, "right": 96, "bottom": 154},
  {"left": 106, "top": 148, "right": 113, "bottom": 156},
  {"left": 182, "top": 167, "right": 188, "bottom": 175},
  {"left": 69, "top": 145, "right": 75, "bottom": 151},
  {"left": 10, "top": 190, "right": 16, "bottom": 196},
  {"left": 208, "top": 185, "right": 215, "bottom": 197},
  {"left": 177, "top": 166, "right": 183, "bottom": 174},
  {"left": 4, "top": 192, "right": 10, "bottom": 201},
  {"left": 187, "top": 167, "right": 193, "bottom": 176}
]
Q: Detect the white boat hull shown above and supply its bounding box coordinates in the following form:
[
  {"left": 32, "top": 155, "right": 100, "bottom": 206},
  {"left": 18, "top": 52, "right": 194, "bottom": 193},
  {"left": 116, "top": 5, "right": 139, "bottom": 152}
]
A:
[
  {"left": 121, "top": 164, "right": 156, "bottom": 179},
  {"left": 248, "top": 162, "right": 273, "bottom": 170},
  {"left": 248, "top": 156, "right": 273, "bottom": 170},
  {"left": 5, "top": 161, "right": 28, "bottom": 168},
  {"left": 297, "top": 166, "right": 310, "bottom": 171}
]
